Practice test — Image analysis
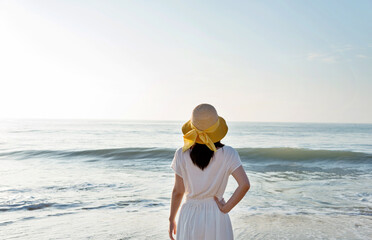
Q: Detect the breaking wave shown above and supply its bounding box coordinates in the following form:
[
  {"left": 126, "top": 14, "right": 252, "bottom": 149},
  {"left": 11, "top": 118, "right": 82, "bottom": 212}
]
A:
[{"left": 1, "top": 147, "right": 371, "bottom": 164}]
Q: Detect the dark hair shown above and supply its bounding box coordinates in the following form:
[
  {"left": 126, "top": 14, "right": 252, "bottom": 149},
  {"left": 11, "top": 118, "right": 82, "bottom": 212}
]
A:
[{"left": 190, "top": 141, "right": 225, "bottom": 170}]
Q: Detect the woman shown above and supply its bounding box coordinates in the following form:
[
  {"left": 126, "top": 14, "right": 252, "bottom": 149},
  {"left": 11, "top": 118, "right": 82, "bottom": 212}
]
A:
[{"left": 169, "top": 103, "right": 250, "bottom": 240}]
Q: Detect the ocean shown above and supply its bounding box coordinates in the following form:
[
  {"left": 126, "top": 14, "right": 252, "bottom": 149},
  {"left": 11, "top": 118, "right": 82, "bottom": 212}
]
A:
[{"left": 0, "top": 119, "right": 371, "bottom": 239}]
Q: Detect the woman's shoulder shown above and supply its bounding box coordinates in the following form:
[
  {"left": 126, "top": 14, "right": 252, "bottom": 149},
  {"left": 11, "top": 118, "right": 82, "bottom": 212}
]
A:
[
  {"left": 174, "top": 147, "right": 184, "bottom": 157},
  {"left": 172, "top": 147, "right": 186, "bottom": 166},
  {"left": 175, "top": 147, "right": 189, "bottom": 159},
  {"left": 220, "top": 145, "right": 240, "bottom": 158},
  {"left": 221, "top": 144, "right": 236, "bottom": 152}
]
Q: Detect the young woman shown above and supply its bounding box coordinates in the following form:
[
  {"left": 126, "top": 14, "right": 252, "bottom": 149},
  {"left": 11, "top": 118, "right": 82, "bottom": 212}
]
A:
[{"left": 169, "top": 103, "right": 250, "bottom": 240}]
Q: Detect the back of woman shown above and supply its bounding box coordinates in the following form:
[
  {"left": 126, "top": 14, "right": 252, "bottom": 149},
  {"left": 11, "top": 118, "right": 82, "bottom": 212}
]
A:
[
  {"left": 168, "top": 104, "right": 250, "bottom": 240},
  {"left": 172, "top": 145, "right": 242, "bottom": 201}
]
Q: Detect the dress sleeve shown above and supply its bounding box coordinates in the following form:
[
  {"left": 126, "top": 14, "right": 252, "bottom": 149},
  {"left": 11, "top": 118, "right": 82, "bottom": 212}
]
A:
[
  {"left": 228, "top": 148, "right": 242, "bottom": 175},
  {"left": 170, "top": 148, "right": 183, "bottom": 178}
]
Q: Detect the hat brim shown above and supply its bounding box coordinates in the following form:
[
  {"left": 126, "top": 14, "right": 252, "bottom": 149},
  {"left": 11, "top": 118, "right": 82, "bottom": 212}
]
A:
[{"left": 182, "top": 116, "right": 228, "bottom": 144}]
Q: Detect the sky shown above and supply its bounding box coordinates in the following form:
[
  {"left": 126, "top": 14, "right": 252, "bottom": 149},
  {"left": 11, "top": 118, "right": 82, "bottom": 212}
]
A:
[{"left": 0, "top": 0, "right": 371, "bottom": 123}]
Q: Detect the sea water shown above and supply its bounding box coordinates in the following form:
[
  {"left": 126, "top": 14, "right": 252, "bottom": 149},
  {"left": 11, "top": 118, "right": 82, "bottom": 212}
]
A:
[{"left": 0, "top": 119, "right": 371, "bottom": 239}]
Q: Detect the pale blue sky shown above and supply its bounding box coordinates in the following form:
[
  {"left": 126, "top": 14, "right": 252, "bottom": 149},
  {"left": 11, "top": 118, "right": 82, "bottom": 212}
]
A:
[{"left": 1, "top": 0, "right": 371, "bottom": 123}]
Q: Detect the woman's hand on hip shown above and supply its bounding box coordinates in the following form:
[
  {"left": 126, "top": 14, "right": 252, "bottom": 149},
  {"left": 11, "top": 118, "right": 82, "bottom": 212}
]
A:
[{"left": 214, "top": 196, "right": 229, "bottom": 214}]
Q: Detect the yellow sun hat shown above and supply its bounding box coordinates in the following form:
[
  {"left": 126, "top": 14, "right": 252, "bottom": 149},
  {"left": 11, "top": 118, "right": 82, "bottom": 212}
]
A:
[{"left": 182, "top": 103, "right": 228, "bottom": 152}]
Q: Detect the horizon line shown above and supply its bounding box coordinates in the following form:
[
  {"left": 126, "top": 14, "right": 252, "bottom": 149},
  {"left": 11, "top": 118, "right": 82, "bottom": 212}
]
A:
[{"left": 1, "top": 117, "right": 371, "bottom": 125}]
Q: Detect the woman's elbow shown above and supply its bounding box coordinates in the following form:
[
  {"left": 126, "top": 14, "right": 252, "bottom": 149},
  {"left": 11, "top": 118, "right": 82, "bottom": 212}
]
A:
[
  {"left": 172, "top": 188, "right": 184, "bottom": 197},
  {"left": 241, "top": 182, "right": 250, "bottom": 192}
]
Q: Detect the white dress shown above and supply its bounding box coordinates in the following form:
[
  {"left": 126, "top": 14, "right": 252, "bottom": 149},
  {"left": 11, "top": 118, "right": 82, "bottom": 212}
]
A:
[{"left": 170, "top": 145, "right": 242, "bottom": 240}]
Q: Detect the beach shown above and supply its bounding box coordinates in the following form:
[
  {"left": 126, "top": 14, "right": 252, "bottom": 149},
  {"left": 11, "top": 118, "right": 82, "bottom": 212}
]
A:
[{"left": 1, "top": 119, "right": 371, "bottom": 239}]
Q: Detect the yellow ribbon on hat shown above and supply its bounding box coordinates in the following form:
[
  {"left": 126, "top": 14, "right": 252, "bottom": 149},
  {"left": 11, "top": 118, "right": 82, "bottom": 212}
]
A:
[{"left": 182, "top": 118, "right": 220, "bottom": 152}]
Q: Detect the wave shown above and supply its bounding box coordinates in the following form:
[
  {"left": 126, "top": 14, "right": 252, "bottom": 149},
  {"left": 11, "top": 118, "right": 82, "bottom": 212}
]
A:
[
  {"left": 0, "top": 202, "right": 56, "bottom": 212},
  {"left": 1, "top": 147, "right": 371, "bottom": 164},
  {"left": 237, "top": 147, "right": 372, "bottom": 163},
  {"left": 0, "top": 198, "right": 164, "bottom": 213},
  {"left": 0, "top": 148, "right": 174, "bottom": 161}
]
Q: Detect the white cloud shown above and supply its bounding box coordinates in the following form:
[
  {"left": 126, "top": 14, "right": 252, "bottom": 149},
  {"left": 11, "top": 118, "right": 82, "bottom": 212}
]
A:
[
  {"left": 307, "top": 53, "right": 324, "bottom": 60},
  {"left": 332, "top": 44, "right": 354, "bottom": 52},
  {"left": 356, "top": 54, "right": 369, "bottom": 59},
  {"left": 308, "top": 44, "right": 372, "bottom": 63},
  {"left": 322, "top": 56, "right": 336, "bottom": 63},
  {"left": 307, "top": 52, "right": 337, "bottom": 63}
]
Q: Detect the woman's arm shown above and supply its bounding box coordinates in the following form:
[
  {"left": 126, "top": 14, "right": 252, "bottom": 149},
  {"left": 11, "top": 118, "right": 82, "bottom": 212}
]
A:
[
  {"left": 169, "top": 173, "right": 185, "bottom": 240},
  {"left": 214, "top": 165, "right": 250, "bottom": 213}
]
